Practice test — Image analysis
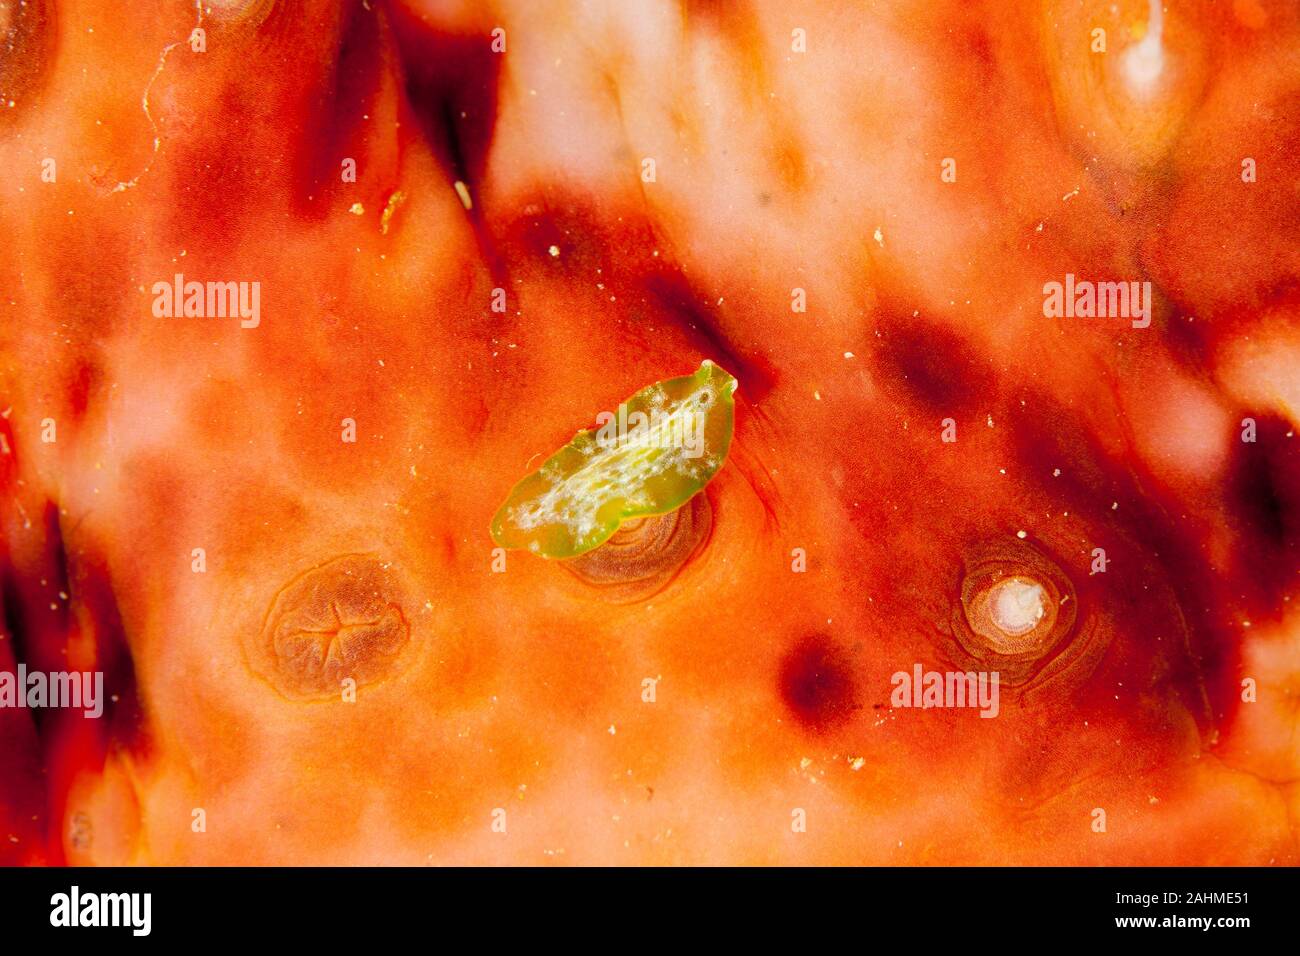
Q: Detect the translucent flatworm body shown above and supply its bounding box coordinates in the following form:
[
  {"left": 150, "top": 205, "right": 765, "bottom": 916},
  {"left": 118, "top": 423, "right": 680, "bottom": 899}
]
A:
[{"left": 491, "top": 361, "right": 738, "bottom": 559}]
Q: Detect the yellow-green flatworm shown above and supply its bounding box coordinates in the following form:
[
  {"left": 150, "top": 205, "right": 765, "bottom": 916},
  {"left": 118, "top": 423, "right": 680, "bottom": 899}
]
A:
[{"left": 491, "top": 360, "right": 738, "bottom": 558}]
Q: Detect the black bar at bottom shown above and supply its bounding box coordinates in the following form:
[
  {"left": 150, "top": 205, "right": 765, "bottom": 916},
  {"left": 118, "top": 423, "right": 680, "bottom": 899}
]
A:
[{"left": 0, "top": 867, "right": 1285, "bottom": 943}]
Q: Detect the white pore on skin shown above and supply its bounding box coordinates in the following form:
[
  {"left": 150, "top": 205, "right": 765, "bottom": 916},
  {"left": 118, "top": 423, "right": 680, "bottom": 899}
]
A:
[{"left": 989, "top": 577, "right": 1047, "bottom": 637}]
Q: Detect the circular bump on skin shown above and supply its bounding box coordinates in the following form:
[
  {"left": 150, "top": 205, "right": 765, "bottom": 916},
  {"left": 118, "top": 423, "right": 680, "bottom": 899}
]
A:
[
  {"left": 561, "top": 492, "right": 712, "bottom": 603},
  {"left": 0, "top": 0, "right": 53, "bottom": 126},
  {"left": 947, "top": 537, "right": 1105, "bottom": 694},
  {"left": 256, "top": 553, "right": 411, "bottom": 700}
]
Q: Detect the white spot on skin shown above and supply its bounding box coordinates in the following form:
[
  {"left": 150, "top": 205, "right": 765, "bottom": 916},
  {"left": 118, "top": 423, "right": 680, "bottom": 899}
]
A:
[
  {"left": 989, "top": 578, "right": 1046, "bottom": 637},
  {"left": 1121, "top": 0, "right": 1166, "bottom": 97},
  {"left": 454, "top": 180, "right": 473, "bottom": 210}
]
